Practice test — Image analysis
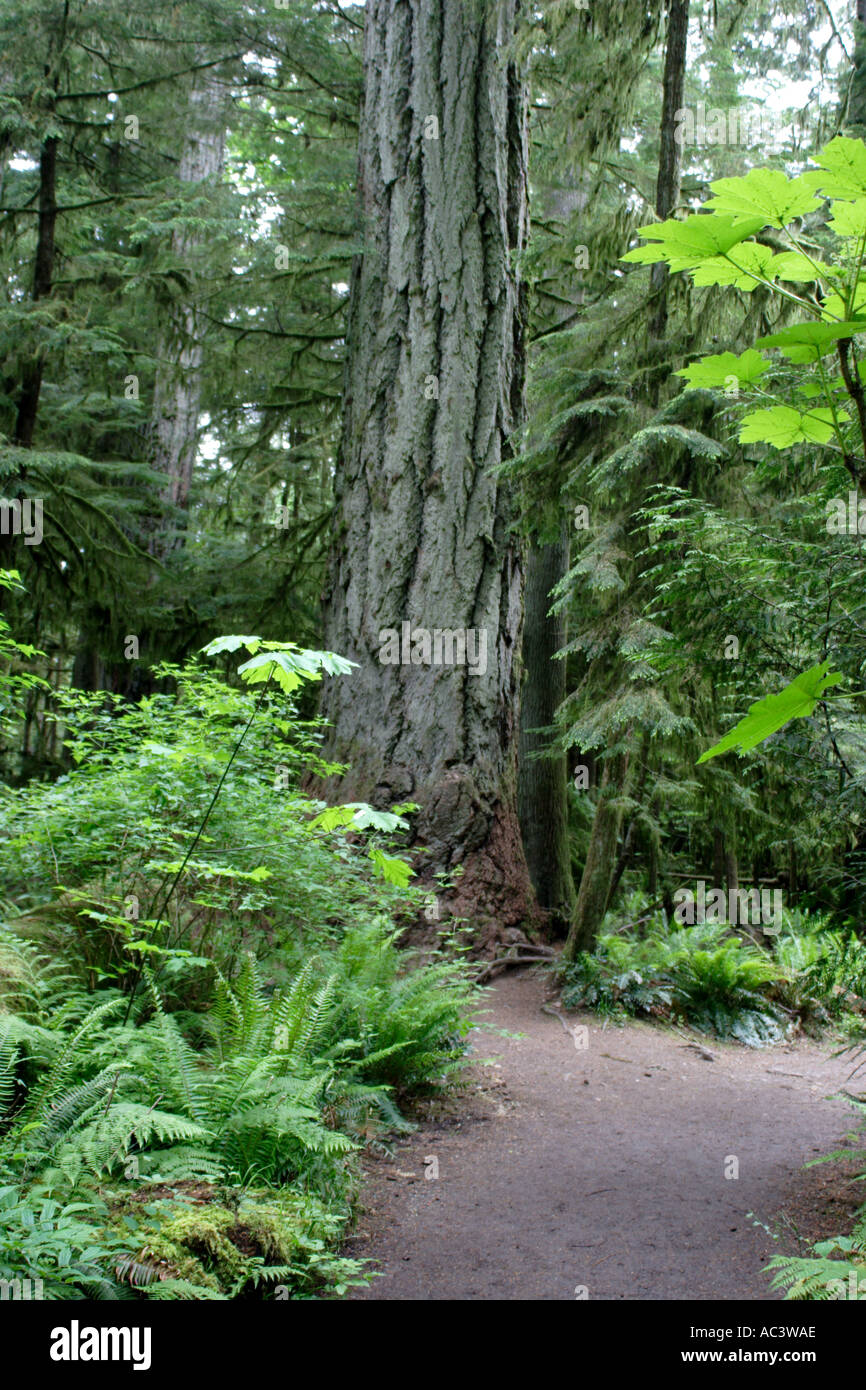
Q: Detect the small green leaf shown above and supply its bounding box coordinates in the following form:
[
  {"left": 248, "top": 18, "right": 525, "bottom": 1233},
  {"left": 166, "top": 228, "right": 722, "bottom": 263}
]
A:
[
  {"left": 201, "top": 635, "right": 262, "bottom": 656},
  {"left": 821, "top": 283, "right": 866, "bottom": 325},
  {"left": 827, "top": 198, "right": 866, "bottom": 239},
  {"left": 755, "top": 321, "right": 866, "bottom": 363},
  {"left": 350, "top": 806, "right": 407, "bottom": 831},
  {"left": 308, "top": 805, "right": 357, "bottom": 832},
  {"left": 140, "top": 741, "right": 183, "bottom": 761},
  {"left": 738, "top": 405, "right": 846, "bottom": 447},
  {"left": 237, "top": 646, "right": 356, "bottom": 693},
  {"left": 622, "top": 213, "right": 765, "bottom": 271},
  {"left": 309, "top": 802, "right": 409, "bottom": 833},
  {"left": 806, "top": 136, "right": 866, "bottom": 200},
  {"left": 676, "top": 349, "right": 769, "bottom": 390},
  {"left": 705, "top": 169, "right": 820, "bottom": 227},
  {"left": 237, "top": 651, "right": 308, "bottom": 694},
  {"left": 368, "top": 847, "right": 414, "bottom": 887},
  {"left": 690, "top": 241, "right": 774, "bottom": 291},
  {"left": 767, "top": 251, "right": 828, "bottom": 283},
  {"left": 315, "top": 651, "right": 358, "bottom": 676},
  {"left": 698, "top": 662, "right": 844, "bottom": 763}
]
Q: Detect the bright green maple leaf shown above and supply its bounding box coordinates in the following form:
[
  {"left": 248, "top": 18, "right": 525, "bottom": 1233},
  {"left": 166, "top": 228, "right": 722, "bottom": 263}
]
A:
[
  {"left": 309, "top": 802, "right": 409, "bottom": 833},
  {"left": 368, "top": 847, "right": 414, "bottom": 887},
  {"left": 767, "top": 251, "right": 829, "bottom": 282},
  {"left": 698, "top": 662, "right": 844, "bottom": 763},
  {"left": 676, "top": 349, "right": 769, "bottom": 390},
  {"left": 690, "top": 241, "right": 775, "bottom": 291},
  {"left": 738, "top": 405, "right": 847, "bottom": 447},
  {"left": 805, "top": 137, "right": 866, "bottom": 200},
  {"left": 822, "top": 282, "right": 866, "bottom": 325},
  {"left": 621, "top": 213, "right": 765, "bottom": 271},
  {"left": 827, "top": 198, "right": 866, "bottom": 239},
  {"left": 756, "top": 321, "right": 866, "bottom": 363},
  {"left": 705, "top": 169, "right": 820, "bottom": 227},
  {"left": 201, "top": 634, "right": 262, "bottom": 656}
]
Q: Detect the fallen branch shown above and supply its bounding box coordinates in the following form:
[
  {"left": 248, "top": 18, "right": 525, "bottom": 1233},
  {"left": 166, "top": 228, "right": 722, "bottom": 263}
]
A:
[
  {"left": 540, "top": 1002, "right": 575, "bottom": 1037},
  {"left": 475, "top": 951, "right": 554, "bottom": 983},
  {"left": 678, "top": 1042, "right": 717, "bottom": 1062}
]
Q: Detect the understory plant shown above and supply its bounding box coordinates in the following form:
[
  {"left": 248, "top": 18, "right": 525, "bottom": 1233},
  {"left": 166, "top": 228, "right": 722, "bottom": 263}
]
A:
[
  {"left": 559, "top": 899, "right": 866, "bottom": 1044},
  {"left": 0, "top": 630, "right": 477, "bottom": 1298}
]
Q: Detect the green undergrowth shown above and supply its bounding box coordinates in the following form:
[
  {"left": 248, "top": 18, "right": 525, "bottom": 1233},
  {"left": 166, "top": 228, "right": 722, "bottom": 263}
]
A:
[
  {"left": 0, "top": 628, "right": 478, "bottom": 1299},
  {"left": 559, "top": 894, "right": 866, "bottom": 1046}
]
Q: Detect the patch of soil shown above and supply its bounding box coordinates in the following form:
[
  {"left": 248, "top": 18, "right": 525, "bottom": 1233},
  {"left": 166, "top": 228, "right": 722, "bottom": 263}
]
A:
[
  {"left": 127, "top": 1181, "right": 216, "bottom": 1205},
  {"left": 344, "top": 969, "right": 861, "bottom": 1301},
  {"left": 772, "top": 1155, "right": 865, "bottom": 1252}
]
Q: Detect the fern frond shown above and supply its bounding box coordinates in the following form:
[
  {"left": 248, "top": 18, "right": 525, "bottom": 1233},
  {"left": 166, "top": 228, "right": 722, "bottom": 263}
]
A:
[{"left": 768, "top": 1253, "right": 866, "bottom": 1300}]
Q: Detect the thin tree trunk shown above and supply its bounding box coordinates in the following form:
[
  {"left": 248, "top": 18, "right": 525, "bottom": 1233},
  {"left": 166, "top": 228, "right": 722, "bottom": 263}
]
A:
[
  {"left": 319, "top": 0, "right": 537, "bottom": 936},
  {"left": 713, "top": 826, "right": 726, "bottom": 890},
  {"left": 518, "top": 525, "right": 575, "bottom": 933},
  {"left": 563, "top": 750, "right": 630, "bottom": 961},
  {"left": 607, "top": 733, "right": 650, "bottom": 905},
  {"left": 70, "top": 68, "right": 227, "bottom": 695},
  {"left": 648, "top": 812, "right": 659, "bottom": 898},
  {"left": 147, "top": 67, "right": 226, "bottom": 558},
  {"left": 849, "top": 0, "right": 866, "bottom": 133},
  {"left": 648, "top": 0, "right": 689, "bottom": 349},
  {"left": 14, "top": 134, "right": 58, "bottom": 446},
  {"left": 724, "top": 837, "right": 739, "bottom": 896},
  {"left": 712, "top": 822, "right": 738, "bottom": 894},
  {"left": 562, "top": 0, "right": 690, "bottom": 962},
  {"left": 787, "top": 836, "right": 797, "bottom": 896}
]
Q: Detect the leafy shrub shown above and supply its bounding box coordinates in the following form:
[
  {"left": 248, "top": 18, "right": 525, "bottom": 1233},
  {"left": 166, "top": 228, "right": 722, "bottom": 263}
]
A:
[
  {"left": 0, "top": 1184, "right": 127, "bottom": 1300},
  {"left": 561, "top": 913, "right": 787, "bottom": 1042},
  {"left": 324, "top": 918, "right": 478, "bottom": 1094},
  {"left": 768, "top": 1235, "right": 866, "bottom": 1301},
  {"left": 670, "top": 940, "right": 785, "bottom": 1044},
  {"left": 771, "top": 911, "right": 866, "bottom": 1027},
  {"left": 0, "top": 651, "right": 416, "bottom": 1001},
  {"left": 0, "top": 629, "right": 477, "bottom": 1300},
  {"left": 560, "top": 946, "right": 674, "bottom": 1020},
  {"left": 0, "top": 921, "right": 476, "bottom": 1296}
]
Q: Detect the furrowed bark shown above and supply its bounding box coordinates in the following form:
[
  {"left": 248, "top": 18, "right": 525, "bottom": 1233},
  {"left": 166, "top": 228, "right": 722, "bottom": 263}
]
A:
[{"left": 319, "top": 0, "right": 537, "bottom": 936}]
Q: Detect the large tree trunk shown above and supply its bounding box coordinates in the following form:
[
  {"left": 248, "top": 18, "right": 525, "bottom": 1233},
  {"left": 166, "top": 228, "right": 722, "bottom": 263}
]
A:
[
  {"left": 518, "top": 524, "right": 575, "bottom": 933},
  {"left": 147, "top": 66, "right": 226, "bottom": 559},
  {"left": 319, "top": 0, "right": 537, "bottom": 936}
]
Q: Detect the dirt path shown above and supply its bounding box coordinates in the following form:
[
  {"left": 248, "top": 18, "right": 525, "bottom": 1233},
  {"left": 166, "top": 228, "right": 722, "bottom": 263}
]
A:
[{"left": 345, "top": 970, "right": 862, "bottom": 1300}]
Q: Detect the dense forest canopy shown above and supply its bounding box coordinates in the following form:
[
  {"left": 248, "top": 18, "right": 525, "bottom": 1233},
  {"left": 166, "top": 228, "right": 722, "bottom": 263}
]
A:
[{"left": 2, "top": 0, "right": 866, "bottom": 1322}]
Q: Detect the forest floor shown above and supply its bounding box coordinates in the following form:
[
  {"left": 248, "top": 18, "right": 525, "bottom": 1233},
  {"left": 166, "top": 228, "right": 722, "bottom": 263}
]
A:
[{"left": 344, "top": 969, "right": 864, "bottom": 1300}]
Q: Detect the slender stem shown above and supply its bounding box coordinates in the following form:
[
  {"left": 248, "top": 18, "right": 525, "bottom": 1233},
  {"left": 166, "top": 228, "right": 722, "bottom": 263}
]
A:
[
  {"left": 122, "top": 665, "right": 276, "bottom": 1024},
  {"left": 836, "top": 338, "right": 866, "bottom": 485}
]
